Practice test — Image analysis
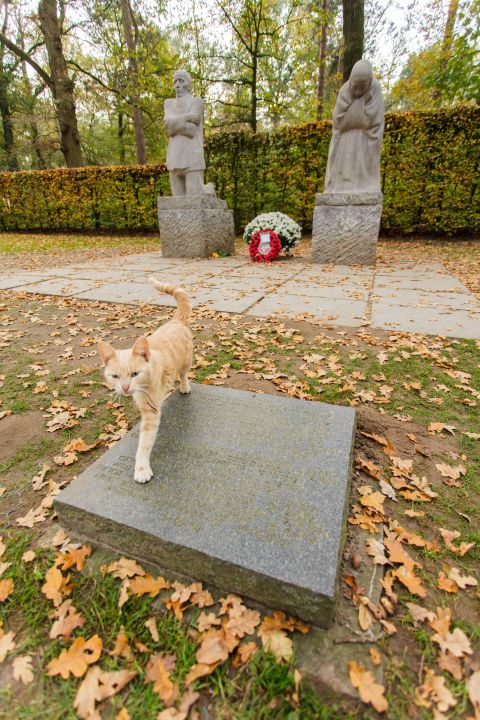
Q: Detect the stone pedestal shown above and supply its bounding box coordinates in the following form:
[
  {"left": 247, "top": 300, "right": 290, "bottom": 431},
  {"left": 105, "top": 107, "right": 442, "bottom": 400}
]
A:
[
  {"left": 312, "top": 192, "right": 382, "bottom": 265},
  {"left": 157, "top": 195, "right": 235, "bottom": 258}
]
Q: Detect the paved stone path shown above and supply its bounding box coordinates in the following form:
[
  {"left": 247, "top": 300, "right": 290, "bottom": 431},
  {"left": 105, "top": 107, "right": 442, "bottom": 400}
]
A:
[{"left": 1, "top": 254, "right": 479, "bottom": 338}]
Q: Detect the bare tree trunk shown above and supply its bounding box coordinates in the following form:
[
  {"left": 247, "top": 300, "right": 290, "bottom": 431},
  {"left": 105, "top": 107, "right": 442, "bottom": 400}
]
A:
[
  {"left": 118, "top": 111, "right": 125, "bottom": 164},
  {"left": 38, "top": 0, "right": 83, "bottom": 167},
  {"left": 316, "top": 0, "right": 329, "bottom": 120},
  {"left": 342, "top": 0, "right": 364, "bottom": 82},
  {"left": 0, "top": 1, "right": 18, "bottom": 170},
  {"left": 120, "top": 0, "right": 146, "bottom": 164},
  {"left": 17, "top": 25, "right": 47, "bottom": 169},
  {"left": 433, "top": 0, "right": 459, "bottom": 103}
]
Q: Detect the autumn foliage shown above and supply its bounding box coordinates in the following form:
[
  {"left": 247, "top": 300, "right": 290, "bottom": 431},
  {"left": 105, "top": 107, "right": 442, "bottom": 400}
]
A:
[{"left": 0, "top": 107, "right": 478, "bottom": 236}]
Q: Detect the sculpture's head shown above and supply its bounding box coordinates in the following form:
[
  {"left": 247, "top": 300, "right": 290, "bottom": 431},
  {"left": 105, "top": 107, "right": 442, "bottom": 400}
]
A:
[
  {"left": 173, "top": 70, "right": 192, "bottom": 97},
  {"left": 349, "top": 59, "right": 373, "bottom": 98}
]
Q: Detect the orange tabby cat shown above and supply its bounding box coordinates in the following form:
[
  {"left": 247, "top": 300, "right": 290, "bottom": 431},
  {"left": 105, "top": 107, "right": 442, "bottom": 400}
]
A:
[{"left": 98, "top": 278, "right": 193, "bottom": 483}]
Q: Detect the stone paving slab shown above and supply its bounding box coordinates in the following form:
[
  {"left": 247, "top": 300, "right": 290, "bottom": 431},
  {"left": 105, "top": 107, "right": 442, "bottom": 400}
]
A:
[
  {"left": 3, "top": 253, "right": 479, "bottom": 339},
  {"left": 0, "top": 273, "right": 58, "bottom": 289},
  {"left": 17, "top": 277, "right": 98, "bottom": 296},
  {"left": 371, "top": 302, "right": 480, "bottom": 339},
  {"left": 248, "top": 294, "right": 368, "bottom": 325},
  {"left": 55, "top": 384, "right": 356, "bottom": 627}
]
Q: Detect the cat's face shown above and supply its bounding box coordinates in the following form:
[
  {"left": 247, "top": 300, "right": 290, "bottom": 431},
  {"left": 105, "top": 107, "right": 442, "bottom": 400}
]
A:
[{"left": 98, "top": 337, "right": 150, "bottom": 396}]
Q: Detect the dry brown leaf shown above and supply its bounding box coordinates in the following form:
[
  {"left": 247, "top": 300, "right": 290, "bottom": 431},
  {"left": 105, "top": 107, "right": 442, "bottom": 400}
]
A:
[
  {"left": 185, "top": 662, "right": 219, "bottom": 686},
  {"left": 0, "top": 630, "right": 16, "bottom": 663},
  {"left": 359, "top": 491, "right": 386, "bottom": 515},
  {"left": 0, "top": 578, "right": 14, "bottom": 602},
  {"left": 22, "top": 550, "right": 36, "bottom": 562},
  {"left": 196, "top": 631, "right": 229, "bottom": 665},
  {"left": 109, "top": 626, "right": 134, "bottom": 662},
  {"left": 224, "top": 607, "right": 261, "bottom": 639},
  {"left": 116, "top": 709, "right": 131, "bottom": 720},
  {"left": 63, "top": 438, "right": 96, "bottom": 453},
  {"left": 41, "top": 565, "right": 73, "bottom": 606},
  {"left": 197, "top": 611, "right": 221, "bottom": 633},
  {"left": 436, "top": 628, "right": 473, "bottom": 658},
  {"left": 358, "top": 605, "right": 374, "bottom": 631},
  {"left": 466, "top": 670, "right": 480, "bottom": 720},
  {"left": 435, "top": 462, "right": 466, "bottom": 481},
  {"left": 53, "top": 451, "right": 78, "bottom": 466},
  {"left": 406, "top": 602, "right": 436, "bottom": 626},
  {"left": 355, "top": 456, "right": 382, "bottom": 481},
  {"left": 52, "top": 529, "right": 70, "bottom": 547},
  {"left": 366, "top": 538, "right": 390, "bottom": 565},
  {"left": 439, "top": 528, "right": 475, "bottom": 556},
  {"left": 56, "top": 545, "right": 91, "bottom": 572},
  {"left": 50, "top": 600, "right": 86, "bottom": 641},
  {"left": 438, "top": 652, "right": 463, "bottom": 681},
  {"left": 31, "top": 464, "right": 51, "bottom": 491},
  {"left": 145, "top": 654, "right": 178, "bottom": 706},
  {"left": 393, "top": 561, "right": 427, "bottom": 598},
  {"left": 232, "top": 641, "right": 258, "bottom": 667},
  {"left": 259, "top": 628, "right": 293, "bottom": 663},
  {"left": 106, "top": 557, "right": 146, "bottom": 579},
  {"left": 145, "top": 616, "right": 159, "bottom": 643},
  {"left": 415, "top": 667, "right": 456, "bottom": 713},
  {"left": 428, "top": 422, "right": 456, "bottom": 435},
  {"left": 446, "top": 567, "right": 478, "bottom": 589},
  {"left": 348, "top": 660, "right": 388, "bottom": 713},
  {"left": 12, "top": 655, "right": 34, "bottom": 684},
  {"left": 369, "top": 648, "right": 381, "bottom": 667},
  {"left": 157, "top": 690, "right": 200, "bottom": 720},
  {"left": 129, "top": 573, "right": 169, "bottom": 598},
  {"left": 437, "top": 571, "right": 458, "bottom": 593},
  {"left": 74, "top": 666, "right": 137, "bottom": 719},
  {"left": 429, "top": 607, "right": 451, "bottom": 641},
  {"left": 47, "top": 634, "right": 103, "bottom": 679}
]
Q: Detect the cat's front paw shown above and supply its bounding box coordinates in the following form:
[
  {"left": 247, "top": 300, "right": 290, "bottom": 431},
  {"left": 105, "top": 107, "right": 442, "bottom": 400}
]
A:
[{"left": 134, "top": 465, "right": 153, "bottom": 483}]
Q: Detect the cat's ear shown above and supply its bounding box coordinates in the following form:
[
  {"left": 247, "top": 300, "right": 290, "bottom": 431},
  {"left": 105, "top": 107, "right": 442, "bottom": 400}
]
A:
[
  {"left": 133, "top": 336, "right": 150, "bottom": 361},
  {"left": 98, "top": 340, "right": 116, "bottom": 365}
]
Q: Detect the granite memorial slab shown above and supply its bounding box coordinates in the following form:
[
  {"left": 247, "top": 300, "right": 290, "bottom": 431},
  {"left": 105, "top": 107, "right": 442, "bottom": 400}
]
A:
[{"left": 55, "top": 384, "right": 356, "bottom": 627}]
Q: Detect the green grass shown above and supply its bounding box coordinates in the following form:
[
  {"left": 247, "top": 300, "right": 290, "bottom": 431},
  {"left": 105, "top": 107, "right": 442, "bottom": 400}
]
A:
[{"left": 0, "top": 233, "right": 158, "bottom": 255}]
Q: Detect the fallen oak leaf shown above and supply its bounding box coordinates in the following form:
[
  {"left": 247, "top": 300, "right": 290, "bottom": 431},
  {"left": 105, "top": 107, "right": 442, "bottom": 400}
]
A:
[
  {"left": 393, "top": 561, "right": 427, "bottom": 598},
  {"left": 437, "top": 571, "right": 458, "bottom": 593},
  {"left": 348, "top": 660, "right": 388, "bottom": 713},
  {"left": 436, "top": 628, "right": 473, "bottom": 658},
  {"left": 74, "top": 666, "right": 137, "bottom": 720},
  {"left": 196, "top": 631, "right": 230, "bottom": 664},
  {"left": 446, "top": 566, "right": 478, "bottom": 589},
  {"left": 145, "top": 654, "right": 178, "bottom": 706},
  {"left": 41, "top": 565, "right": 73, "bottom": 606},
  {"left": 366, "top": 538, "right": 390, "bottom": 565},
  {"left": 145, "top": 616, "right": 159, "bottom": 642},
  {"left": 0, "top": 630, "right": 16, "bottom": 663},
  {"left": 439, "top": 528, "right": 475, "bottom": 556},
  {"left": 109, "top": 626, "right": 134, "bottom": 662},
  {"left": 232, "top": 641, "right": 258, "bottom": 667},
  {"left": 106, "top": 557, "right": 145, "bottom": 579},
  {"left": 438, "top": 651, "right": 463, "bottom": 681},
  {"left": 197, "top": 611, "right": 221, "bottom": 632},
  {"left": 12, "top": 655, "right": 34, "bottom": 685},
  {"left": 466, "top": 670, "right": 480, "bottom": 719},
  {"left": 185, "top": 662, "right": 219, "bottom": 686},
  {"left": 0, "top": 578, "right": 14, "bottom": 602},
  {"left": 55, "top": 545, "right": 91, "bottom": 572},
  {"left": 406, "top": 602, "right": 436, "bottom": 626},
  {"left": 50, "top": 600, "right": 86, "bottom": 641},
  {"left": 47, "top": 634, "right": 103, "bottom": 679},
  {"left": 415, "top": 667, "right": 456, "bottom": 713},
  {"left": 428, "top": 422, "right": 456, "bottom": 435},
  {"left": 129, "top": 573, "right": 169, "bottom": 598},
  {"left": 435, "top": 462, "right": 466, "bottom": 481}
]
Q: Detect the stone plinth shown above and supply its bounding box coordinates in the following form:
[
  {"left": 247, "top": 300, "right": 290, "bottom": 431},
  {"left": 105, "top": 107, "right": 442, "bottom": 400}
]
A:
[
  {"left": 54, "top": 384, "right": 355, "bottom": 628},
  {"left": 157, "top": 195, "right": 235, "bottom": 258},
  {"left": 312, "top": 192, "right": 382, "bottom": 265}
]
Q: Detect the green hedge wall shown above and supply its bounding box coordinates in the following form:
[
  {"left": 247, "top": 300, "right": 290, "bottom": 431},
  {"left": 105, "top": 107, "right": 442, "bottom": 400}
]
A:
[{"left": 0, "top": 107, "right": 478, "bottom": 235}]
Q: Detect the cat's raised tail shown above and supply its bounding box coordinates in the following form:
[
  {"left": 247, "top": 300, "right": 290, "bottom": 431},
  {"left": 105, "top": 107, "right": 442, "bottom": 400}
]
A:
[{"left": 149, "top": 278, "right": 192, "bottom": 324}]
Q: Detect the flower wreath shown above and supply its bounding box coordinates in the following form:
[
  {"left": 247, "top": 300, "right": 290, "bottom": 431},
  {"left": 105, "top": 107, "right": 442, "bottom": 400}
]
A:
[{"left": 248, "top": 229, "right": 282, "bottom": 263}]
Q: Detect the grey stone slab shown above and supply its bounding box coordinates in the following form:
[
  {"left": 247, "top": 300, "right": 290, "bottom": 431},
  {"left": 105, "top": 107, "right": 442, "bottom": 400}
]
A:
[
  {"left": 248, "top": 293, "right": 367, "bottom": 325},
  {"left": 371, "top": 301, "right": 480, "bottom": 339},
  {"left": 314, "top": 191, "right": 383, "bottom": 206},
  {"left": 279, "top": 279, "right": 369, "bottom": 301},
  {"left": 18, "top": 277, "right": 98, "bottom": 296},
  {"left": 73, "top": 282, "right": 179, "bottom": 306},
  {"left": 371, "top": 287, "right": 478, "bottom": 310},
  {"left": 374, "top": 271, "right": 466, "bottom": 292},
  {"left": 189, "top": 288, "right": 265, "bottom": 313},
  {"left": 159, "top": 202, "right": 235, "bottom": 258},
  {"left": 0, "top": 272, "right": 59, "bottom": 289},
  {"left": 300, "top": 265, "right": 373, "bottom": 282},
  {"left": 55, "top": 384, "right": 356, "bottom": 627},
  {"left": 48, "top": 269, "right": 148, "bottom": 283}
]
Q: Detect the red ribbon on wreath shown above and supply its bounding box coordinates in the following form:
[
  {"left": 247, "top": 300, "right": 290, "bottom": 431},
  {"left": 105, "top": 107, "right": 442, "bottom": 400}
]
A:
[{"left": 248, "top": 229, "right": 281, "bottom": 263}]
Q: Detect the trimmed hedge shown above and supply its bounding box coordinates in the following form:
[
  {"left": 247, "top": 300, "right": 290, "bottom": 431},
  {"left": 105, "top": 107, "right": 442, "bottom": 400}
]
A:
[{"left": 0, "top": 107, "right": 478, "bottom": 235}]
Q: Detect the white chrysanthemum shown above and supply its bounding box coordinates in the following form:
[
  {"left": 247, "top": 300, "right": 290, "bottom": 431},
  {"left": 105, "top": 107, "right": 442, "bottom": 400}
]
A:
[{"left": 243, "top": 212, "right": 301, "bottom": 252}]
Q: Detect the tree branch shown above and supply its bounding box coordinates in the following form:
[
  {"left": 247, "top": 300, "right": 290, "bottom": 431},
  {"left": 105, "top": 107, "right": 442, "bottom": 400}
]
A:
[{"left": 0, "top": 32, "right": 53, "bottom": 89}]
